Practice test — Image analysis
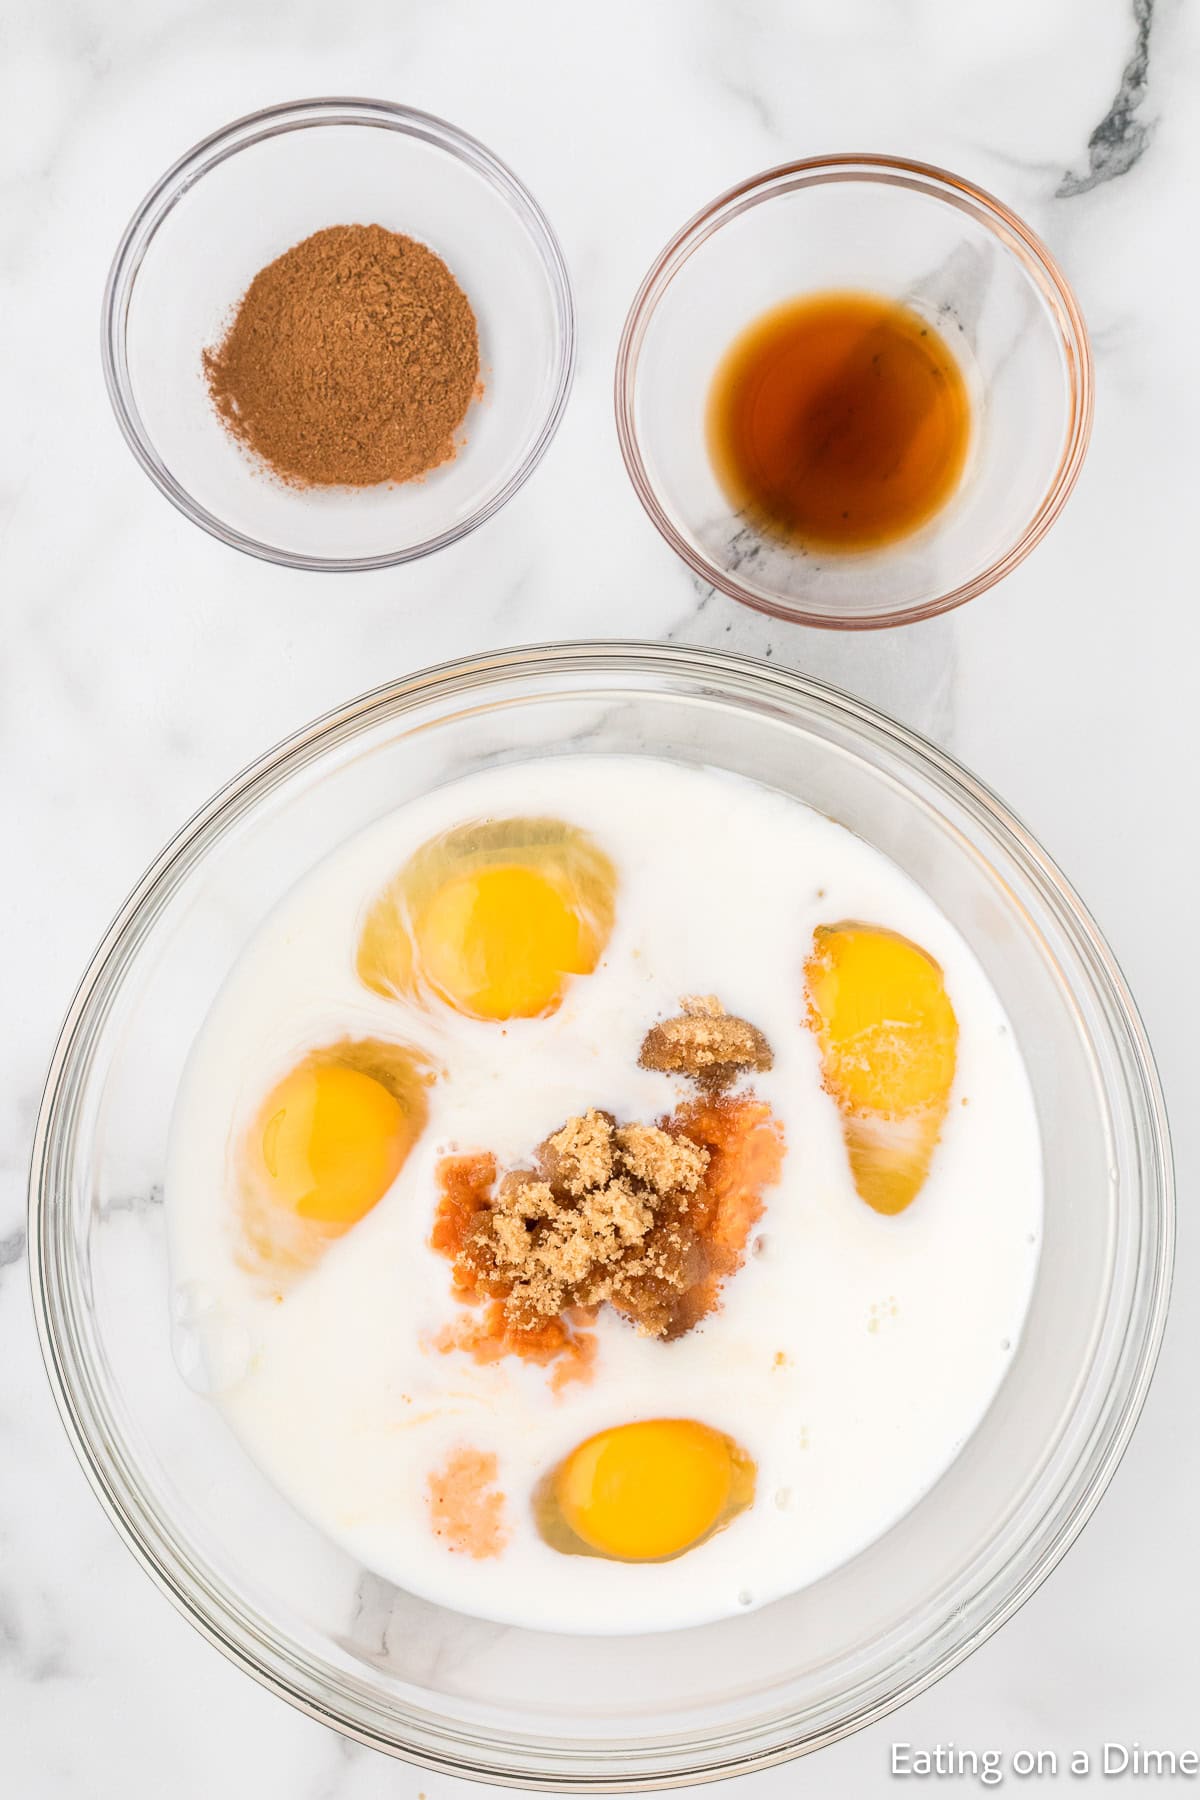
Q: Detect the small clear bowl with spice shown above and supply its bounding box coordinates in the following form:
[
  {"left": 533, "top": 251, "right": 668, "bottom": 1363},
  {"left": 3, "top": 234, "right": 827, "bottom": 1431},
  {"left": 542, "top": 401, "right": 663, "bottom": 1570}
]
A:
[
  {"left": 103, "top": 98, "right": 575, "bottom": 570},
  {"left": 615, "top": 156, "right": 1093, "bottom": 629}
]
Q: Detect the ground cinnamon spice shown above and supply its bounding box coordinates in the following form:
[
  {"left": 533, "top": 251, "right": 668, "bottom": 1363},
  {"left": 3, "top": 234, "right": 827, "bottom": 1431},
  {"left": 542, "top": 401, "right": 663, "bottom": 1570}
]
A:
[{"left": 202, "top": 223, "right": 480, "bottom": 488}]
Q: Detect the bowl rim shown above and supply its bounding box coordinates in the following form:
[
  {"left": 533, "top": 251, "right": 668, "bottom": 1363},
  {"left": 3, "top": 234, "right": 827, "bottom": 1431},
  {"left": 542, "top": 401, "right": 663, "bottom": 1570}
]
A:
[
  {"left": 614, "top": 153, "right": 1095, "bottom": 631},
  {"left": 101, "top": 96, "right": 577, "bottom": 572},
  {"left": 28, "top": 642, "right": 1171, "bottom": 1787}
]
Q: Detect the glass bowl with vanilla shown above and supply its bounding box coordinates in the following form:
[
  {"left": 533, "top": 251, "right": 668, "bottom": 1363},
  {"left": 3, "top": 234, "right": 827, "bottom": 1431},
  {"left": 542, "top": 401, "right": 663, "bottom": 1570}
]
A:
[
  {"left": 103, "top": 98, "right": 575, "bottom": 569},
  {"left": 616, "top": 155, "right": 1093, "bottom": 628}
]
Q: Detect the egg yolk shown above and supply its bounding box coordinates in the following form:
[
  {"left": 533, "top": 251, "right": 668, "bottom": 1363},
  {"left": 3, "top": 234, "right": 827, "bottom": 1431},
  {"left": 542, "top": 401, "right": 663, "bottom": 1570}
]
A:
[
  {"left": 258, "top": 1063, "right": 410, "bottom": 1225},
  {"left": 544, "top": 1419, "right": 756, "bottom": 1562},
  {"left": 804, "top": 922, "right": 959, "bottom": 1214},
  {"left": 356, "top": 817, "right": 617, "bottom": 1022},
  {"left": 805, "top": 923, "right": 958, "bottom": 1117},
  {"left": 241, "top": 1040, "right": 431, "bottom": 1284},
  {"left": 416, "top": 863, "right": 590, "bottom": 1021}
]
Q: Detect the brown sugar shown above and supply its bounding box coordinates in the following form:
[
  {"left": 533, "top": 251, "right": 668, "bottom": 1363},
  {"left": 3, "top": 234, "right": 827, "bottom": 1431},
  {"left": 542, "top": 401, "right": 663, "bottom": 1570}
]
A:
[
  {"left": 447, "top": 1109, "right": 707, "bottom": 1335},
  {"left": 429, "top": 998, "right": 782, "bottom": 1374},
  {"left": 427, "top": 1447, "right": 508, "bottom": 1558},
  {"left": 202, "top": 224, "right": 480, "bottom": 489},
  {"left": 639, "top": 996, "right": 773, "bottom": 1091},
  {"left": 432, "top": 1094, "right": 783, "bottom": 1358}
]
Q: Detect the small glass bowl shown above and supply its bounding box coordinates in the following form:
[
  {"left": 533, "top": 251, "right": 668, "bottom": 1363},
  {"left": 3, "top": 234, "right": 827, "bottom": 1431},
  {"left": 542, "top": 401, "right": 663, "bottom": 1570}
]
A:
[
  {"left": 615, "top": 156, "right": 1093, "bottom": 629},
  {"left": 30, "top": 644, "right": 1171, "bottom": 1787},
  {"left": 102, "top": 98, "right": 575, "bottom": 571}
]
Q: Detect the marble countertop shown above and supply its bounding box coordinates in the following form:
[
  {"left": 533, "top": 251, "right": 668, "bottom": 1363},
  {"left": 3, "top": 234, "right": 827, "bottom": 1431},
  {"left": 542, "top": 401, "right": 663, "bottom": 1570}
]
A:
[{"left": 4, "top": 0, "right": 1196, "bottom": 1793}]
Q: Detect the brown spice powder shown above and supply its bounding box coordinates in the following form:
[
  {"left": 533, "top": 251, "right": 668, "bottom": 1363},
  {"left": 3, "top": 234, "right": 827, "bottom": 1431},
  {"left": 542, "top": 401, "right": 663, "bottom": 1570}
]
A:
[{"left": 202, "top": 223, "right": 480, "bottom": 488}]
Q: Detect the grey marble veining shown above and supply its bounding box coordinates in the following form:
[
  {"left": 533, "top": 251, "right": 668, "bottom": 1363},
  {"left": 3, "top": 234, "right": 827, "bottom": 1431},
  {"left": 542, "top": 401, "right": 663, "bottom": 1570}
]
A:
[
  {"left": 1058, "top": 0, "right": 1157, "bottom": 196},
  {"left": 3, "top": 0, "right": 1196, "bottom": 1795}
]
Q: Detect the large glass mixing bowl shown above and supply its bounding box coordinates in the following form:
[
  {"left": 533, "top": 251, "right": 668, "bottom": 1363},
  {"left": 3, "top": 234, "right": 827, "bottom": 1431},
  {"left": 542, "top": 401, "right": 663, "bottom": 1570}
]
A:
[{"left": 29, "top": 645, "right": 1171, "bottom": 1787}]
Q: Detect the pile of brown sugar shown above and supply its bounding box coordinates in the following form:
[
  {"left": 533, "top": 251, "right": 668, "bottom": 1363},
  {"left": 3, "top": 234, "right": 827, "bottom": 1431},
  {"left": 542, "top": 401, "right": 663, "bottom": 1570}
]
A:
[
  {"left": 434, "top": 1093, "right": 784, "bottom": 1353},
  {"left": 202, "top": 223, "right": 480, "bottom": 488},
  {"left": 639, "top": 995, "right": 773, "bottom": 1091},
  {"left": 431, "top": 999, "right": 783, "bottom": 1357},
  {"left": 450, "top": 1110, "right": 710, "bottom": 1341}
]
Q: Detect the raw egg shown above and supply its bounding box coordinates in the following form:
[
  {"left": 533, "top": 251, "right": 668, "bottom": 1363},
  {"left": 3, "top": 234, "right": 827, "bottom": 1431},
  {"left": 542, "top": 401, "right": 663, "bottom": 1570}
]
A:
[
  {"left": 804, "top": 921, "right": 958, "bottom": 1214},
  {"left": 240, "top": 1038, "right": 431, "bottom": 1279},
  {"left": 357, "top": 817, "right": 617, "bottom": 1021},
  {"left": 536, "top": 1418, "right": 756, "bottom": 1562}
]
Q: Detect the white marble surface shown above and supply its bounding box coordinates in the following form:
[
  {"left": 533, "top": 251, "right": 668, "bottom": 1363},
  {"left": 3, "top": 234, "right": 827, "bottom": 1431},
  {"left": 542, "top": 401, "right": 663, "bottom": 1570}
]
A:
[{"left": 3, "top": 0, "right": 1197, "bottom": 1793}]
